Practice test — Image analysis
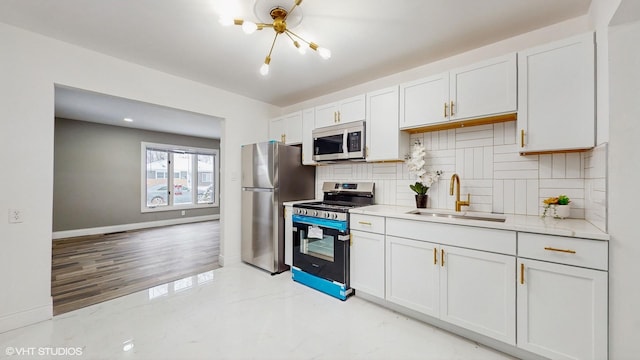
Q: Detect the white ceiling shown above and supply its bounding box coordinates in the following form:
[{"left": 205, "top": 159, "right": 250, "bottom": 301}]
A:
[
  {"left": 0, "top": 0, "right": 592, "bottom": 137},
  {"left": 55, "top": 86, "right": 223, "bottom": 139}
]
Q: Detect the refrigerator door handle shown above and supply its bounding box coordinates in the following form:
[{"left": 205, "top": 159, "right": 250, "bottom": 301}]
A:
[
  {"left": 242, "top": 187, "right": 275, "bottom": 192},
  {"left": 342, "top": 130, "right": 348, "bottom": 155}
]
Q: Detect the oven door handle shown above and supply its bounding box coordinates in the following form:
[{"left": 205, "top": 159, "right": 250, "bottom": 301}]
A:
[{"left": 292, "top": 214, "right": 348, "bottom": 232}]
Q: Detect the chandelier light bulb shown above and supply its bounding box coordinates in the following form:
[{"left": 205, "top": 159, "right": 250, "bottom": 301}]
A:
[
  {"left": 260, "top": 56, "right": 271, "bottom": 76},
  {"left": 260, "top": 63, "right": 270, "bottom": 76},
  {"left": 293, "top": 41, "right": 306, "bottom": 55},
  {"left": 242, "top": 21, "right": 258, "bottom": 34},
  {"left": 318, "top": 47, "right": 331, "bottom": 60}
]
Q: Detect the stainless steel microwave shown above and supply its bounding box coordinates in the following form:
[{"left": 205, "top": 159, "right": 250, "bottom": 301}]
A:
[{"left": 312, "top": 120, "right": 365, "bottom": 161}]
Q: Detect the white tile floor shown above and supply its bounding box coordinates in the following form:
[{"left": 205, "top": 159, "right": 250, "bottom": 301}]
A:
[{"left": 0, "top": 263, "right": 515, "bottom": 359}]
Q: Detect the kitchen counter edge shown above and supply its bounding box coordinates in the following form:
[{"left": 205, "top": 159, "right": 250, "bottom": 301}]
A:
[{"left": 350, "top": 205, "right": 609, "bottom": 241}]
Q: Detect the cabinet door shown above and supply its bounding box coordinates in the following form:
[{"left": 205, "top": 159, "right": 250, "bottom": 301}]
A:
[
  {"left": 283, "top": 111, "right": 302, "bottom": 144},
  {"left": 269, "top": 117, "right": 284, "bottom": 142},
  {"left": 337, "top": 94, "right": 366, "bottom": 124},
  {"left": 315, "top": 102, "right": 338, "bottom": 128},
  {"left": 517, "top": 258, "right": 607, "bottom": 360},
  {"left": 440, "top": 246, "right": 516, "bottom": 345},
  {"left": 518, "top": 33, "right": 595, "bottom": 152},
  {"left": 284, "top": 206, "right": 293, "bottom": 266},
  {"left": 386, "top": 236, "right": 439, "bottom": 317},
  {"left": 301, "top": 108, "right": 316, "bottom": 165},
  {"left": 350, "top": 230, "right": 385, "bottom": 298},
  {"left": 366, "top": 86, "right": 409, "bottom": 162},
  {"left": 399, "top": 73, "right": 449, "bottom": 129},
  {"left": 449, "top": 53, "right": 517, "bottom": 121}
]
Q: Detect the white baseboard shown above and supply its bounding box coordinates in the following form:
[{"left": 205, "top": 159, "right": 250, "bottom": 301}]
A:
[
  {"left": 0, "top": 302, "right": 52, "bottom": 334},
  {"left": 52, "top": 215, "right": 220, "bottom": 240}
]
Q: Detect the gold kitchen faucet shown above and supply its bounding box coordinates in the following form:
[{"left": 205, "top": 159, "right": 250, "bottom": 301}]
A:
[{"left": 449, "top": 173, "right": 470, "bottom": 212}]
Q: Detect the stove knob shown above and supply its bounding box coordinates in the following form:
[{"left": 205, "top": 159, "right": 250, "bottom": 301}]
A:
[
  {"left": 303, "top": 209, "right": 308, "bottom": 215},
  {"left": 313, "top": 210, "right": 318, "bottom": 217},
  {"left": 332, "top": 213, "right": 338, "bottom": 220},
  {"left": 325, "top": 213, "right": 331, "bottom": 218}
]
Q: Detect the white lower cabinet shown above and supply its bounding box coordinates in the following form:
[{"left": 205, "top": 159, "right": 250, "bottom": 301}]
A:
[
  {"left": 440, "top": 245, "right": 516, "bottom": 345},
  {"left": 517, "top": 232, "right": 608, "bottom": 360},
  {"left": 385, "top": 235, "right": 516, "bottom": 344},
  {"left": 349, "top": 216, "right": 608, "bottom": 359},
  {"left": 386, "top": 236, "right": 440, "bottom": 316},
  {"left": 350, "top": 230, "right": 385, "bottom": 298}
]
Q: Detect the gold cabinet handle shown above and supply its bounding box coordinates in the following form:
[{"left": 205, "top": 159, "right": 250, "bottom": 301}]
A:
[
  {"left": 433, "top": 248, "right": 437, "bottom": 265},
  {"left": 450, "top": 101, "right": 455, "bottom": 116},
  {"left": 441, "top": 249, "right": 445, "bottom": 267},
  {"left": 520, "top": 129, "right": 525, "bottom": 148},
  {"left": 444, "top": 102, "right": 448, "bottom": 117},
  {"left": 334, "top": 111, "right": 337, "bottom": 123},
  {"left": 544, "top": 247, "right": 577, "bottom": 254},
  {"left": 338, "top": 110, "right": 341, "bottom": 122},
  {"left": 358, "top": 221, "right": 372, "bottom": 226},
  {"left": 520, "top": 263, "right": 525, "bottom": 284}
]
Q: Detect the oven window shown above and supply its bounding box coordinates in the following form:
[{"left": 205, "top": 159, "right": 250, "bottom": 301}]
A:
[{"left": 300, "top": 228, "right": 334, "bottom": 262}]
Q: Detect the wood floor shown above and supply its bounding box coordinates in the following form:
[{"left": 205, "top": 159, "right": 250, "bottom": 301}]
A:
[{"left": 52, "top": 221, "right": 220, "bottom": 315}]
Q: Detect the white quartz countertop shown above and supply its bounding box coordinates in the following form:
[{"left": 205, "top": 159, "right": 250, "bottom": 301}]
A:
[{"left": 350, "top": 205, "right": 610, "bottom": 241}]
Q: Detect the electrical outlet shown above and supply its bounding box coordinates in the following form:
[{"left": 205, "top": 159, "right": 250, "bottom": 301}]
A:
[
  {"left": 181, "top": 210, "right": 186, "bottom": 216},
  {"left": 8, "top": 209, "right": 24, "bottom": 223}
]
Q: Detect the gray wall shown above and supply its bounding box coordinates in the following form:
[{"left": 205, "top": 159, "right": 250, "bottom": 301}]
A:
[{"left": 53, "top": 118, "right": 220, "bottom": 232}]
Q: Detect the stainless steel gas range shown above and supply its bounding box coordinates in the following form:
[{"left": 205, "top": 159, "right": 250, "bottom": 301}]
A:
[{"left": 291, "top": 182, "right": 375, "bottom": 300}]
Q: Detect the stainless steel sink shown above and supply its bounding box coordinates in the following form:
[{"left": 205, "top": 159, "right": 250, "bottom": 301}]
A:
[{"left": 406, "top": 209, "right": 506, "bottom": 222}]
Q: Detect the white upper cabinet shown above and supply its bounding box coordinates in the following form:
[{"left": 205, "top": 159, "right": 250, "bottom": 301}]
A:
[
  {"left": 269, "top": 111, "right": 302, "bottom": 144},
  {"left": 315, "top": 94, "right": 366, "bottom": 128},
  {"left": 517, "top": 33, "right": 595, "bottom": 153},
  {"left": 301, "top": 108, "right": 316, "bottom": 165},
  {"left": 449, "top": 53, "right": 517, "bottom": 121},
  {"left": 366, "top": 86, "right": 409, "bottom": 162},
  {"left": 399, "top": 73, "right": 449, "bottom": 129},
  {"left": 399, "top": 53, "right": 517, "bottom": 129}
]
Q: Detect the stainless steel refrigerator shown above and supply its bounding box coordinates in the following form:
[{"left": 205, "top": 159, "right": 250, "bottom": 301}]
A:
[{"left": 241, "top": 141, "right": 315, "bottom": 274}]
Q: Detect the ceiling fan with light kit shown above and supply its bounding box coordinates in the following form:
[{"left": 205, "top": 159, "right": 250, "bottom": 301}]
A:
[{"left": 219, "top": 0, "right": 331, "bottom": 76}]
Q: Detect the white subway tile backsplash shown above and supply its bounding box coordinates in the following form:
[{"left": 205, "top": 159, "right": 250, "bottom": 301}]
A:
[
  {"left": 493, "top": 180, "right": 504, "bottom": 214},
  {"left": 493, "top": 123, "right": 505, "bottom": 146},
  {"left": 538, "top": 155, "right": 552, "bottom": 178},
  {"left": 314, "top": 121, "right": 599, "bottom": 221},
  {"left": 526, "top": 180, "right": 540, "bottom": 215},
  {"left": 565, "top": 153, "right": 582, "bottom": 178},
  {"left": 504, "top": 121, "right": 517, "bottom": 145},
  {"left": 483, "top": 147, "right": 494, "bottom": 179},
  {"left": 552, "top": 154, "right": 566, "bottom": 178},
  {"left": 503, "top": 180, "right": 516, "bottom": 214}
]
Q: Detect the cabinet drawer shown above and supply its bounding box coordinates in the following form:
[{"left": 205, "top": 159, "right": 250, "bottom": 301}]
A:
[
  {"left": 518, "top": 232, "right": 608, "bottom": 270},
  {"left": 387, "top": 218, "right": 516, "bottom": 255},
  {"left": 350, "top": 214, "right": 385, "bottom": 234}
]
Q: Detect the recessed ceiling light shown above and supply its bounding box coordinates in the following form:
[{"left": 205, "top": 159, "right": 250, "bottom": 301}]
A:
[{"left": 123, "top": 118, "right": 133, "bottom": 122}]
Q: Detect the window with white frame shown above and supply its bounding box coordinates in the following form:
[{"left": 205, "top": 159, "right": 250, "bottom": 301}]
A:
[{"left": 142, "top": 142, "right": 219, "bottom": 212}]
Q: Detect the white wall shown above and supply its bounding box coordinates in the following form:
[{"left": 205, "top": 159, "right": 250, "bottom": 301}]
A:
[
  {"left": 607, "top": 15, "right": 640, "bottom": 360},
  {"left": 0, "top": 22, "right": 277, "bottom": 333}
]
